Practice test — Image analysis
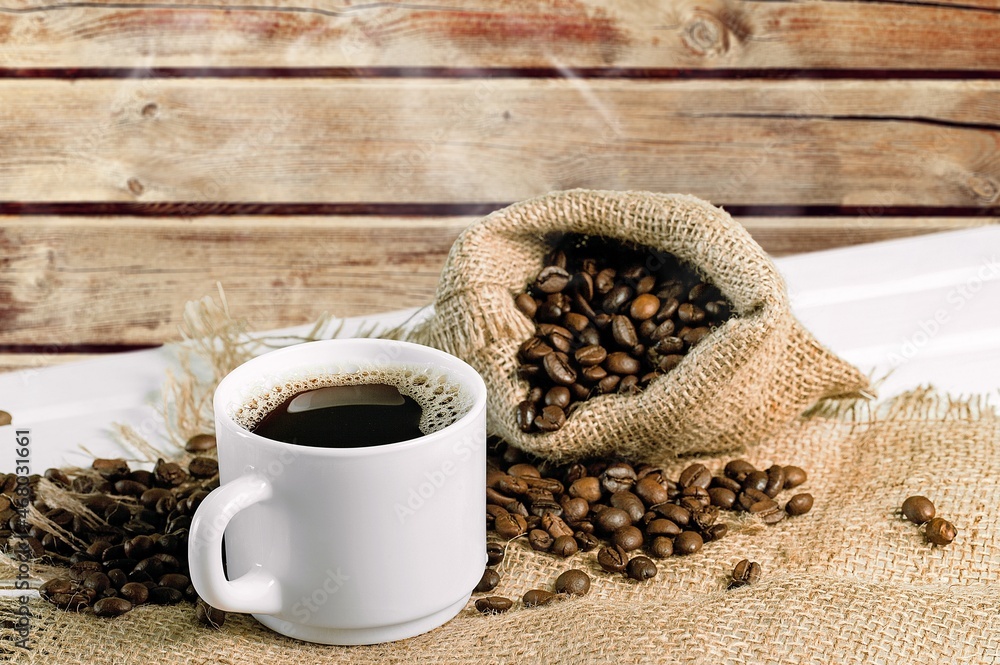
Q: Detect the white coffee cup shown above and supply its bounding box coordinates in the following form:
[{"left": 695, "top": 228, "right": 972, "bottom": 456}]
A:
[{"left": 188, "top": 338, "right": 487, "bottom": 645}]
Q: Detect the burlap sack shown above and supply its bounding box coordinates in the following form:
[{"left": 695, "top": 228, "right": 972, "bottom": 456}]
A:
[
  {"left": 4, "top": 389, "right": 999, "bottom": 664},
  {"left": 411, "top": 189, "right": 870, "bottom": 462}
]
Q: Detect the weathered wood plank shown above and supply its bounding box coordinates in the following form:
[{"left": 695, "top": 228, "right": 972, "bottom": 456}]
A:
[
  {"left": 1, "top": 79, "right": 999, "bottom": 207},
  {"left": 1, "top": 0, "right": 999, "bottom": 69},
  {"left": 0, "top": 215, "right": 994, "bottom": 346}
]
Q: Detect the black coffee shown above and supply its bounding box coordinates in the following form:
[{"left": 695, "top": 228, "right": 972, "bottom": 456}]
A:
[{"left": 251, "top": 383, "right": 424, "bottom": 448}]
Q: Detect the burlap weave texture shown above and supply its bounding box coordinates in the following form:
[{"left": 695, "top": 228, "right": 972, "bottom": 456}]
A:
[{"left": 411, "top": 189, "right": 870, "bottom": 462}]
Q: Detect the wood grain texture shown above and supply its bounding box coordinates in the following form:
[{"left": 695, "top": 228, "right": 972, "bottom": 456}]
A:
[
  {"left": 1, "top": 78, "right": 999, "bottom": 206},
  {"left": 0, "top": 215, "right": 994, "bottom": 346},
  {"left": 1, "top": 0, "right": 999, "bottom": 69}
]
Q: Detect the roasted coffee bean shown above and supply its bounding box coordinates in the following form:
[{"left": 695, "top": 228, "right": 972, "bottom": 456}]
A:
[
  {"left": 517, "top": 400, "right": 538, "bottom": 432},
  {"left": 574, "top": 531, "right": 600, "bottom": 551},
  {"left": 785, "top": 493, "right": 814, "bottom": 516},
  {"left": 708, "top": 487, "right": 737, "bottom": 510},
  {"left": 93, "top": 458, "right": 130, "bottom": 481},
  {"left": 529, "top": 497, "right": 563, "bottom": 518},
  {"left": 149, "top": 586, "right": 184, "bottom": 605},
  {"left": 681, "top": 327, "right": 711, "bottom": 347},
  {"left": 613, "top": 526, "right": 644, "bottom": 552},
  {"left": 645, "top": 518, "right": 681, "bottom": 539},
  {"left": 601, "top": 463, "right": 637, "bottom": 493},
  {"left": 84, "top": 572, "right": 111, "bottom": 594},
  {"left": 725, "top": 459, "right": 756, "bottom": 482},
  {"left": 569, "top": 476, "right": 601, "bottom": 503},
  {"left": 533, "top": 405, "right": 566, "bottom": 432},
  {"left": 602, "top": 285, "right": 633, "bottom": 314},
  {"left": 738, "top": 488, "right": 770, "bottom": 512},
  {"left": 40, "top": 577, "right": 75, "bottom": 598},
  {"left": 185, "top": 434, "right": 217, "bottom": 453},
  {"left": 528, "top": 529, "right": 554, "bottom": 551},
  {"left": 574, "top": 345, "right": 607, "bottom": 368},
  {"left": 153, "top": 459, "right": 186, "bottom": 487},
  {"left": 677, "top": 303, "right": 705, "bottom": 325},
  {"left": 486, "top": 543, "right": 505, "bottom": 566},
  {"left": 610, "top": 491, "right": 645, "bottom": 523},
  {"left": 561, "top": 497, "right": 589, "bottom": 523},
  {"left": 704, "top": 523, "right": 729, "bottom": 542},
  {"left": 764, "top": 465, "right": 786, "bottom": 498},
  {"left": 542, "top": 352, "right": 577, "bottom": 386},
  {"left": 674, "top": 531, "right": 704, "bottom": 555},
  {"left": 925, "top": 517, "right": 957, "bottom": 545},
  {"left": 196, "top": 599, "right": 227, "bottom": 628},
  {"left": 654, "top": 503, "right": 691, "bottom": 527},
  {"left": 535, "top": 266, "right": 571, "bottom": 294},
  {"left": 569, "top": 383, "right": 591, "bottom": 401},
  {"left": 188, "top": 457, "right": 219, "bottom": 479},
  {"left": 551, "top": 535, "right": 578, "bottom": 557},
  {"left": 542, "top": 513, "right": 574, "bottom": 539},
  {"left": 139, "top": 487, "right": 172, "bottom": 509},
  {"left": 70, "top": 561, "right": 103, "bottom": 581},
  {"left": 124, "top": 535, "right": 155, "bottom": 560},
  {"left": 711, "top": 475, "right": 742, "bottom": 493},
  {"left": 475, "top": 568, "right": 501, "bottom": 593},
  {"left": 119, "top": 582, "right": 149, "bottom": 605},
  {"left": 604, "top": 352, "right": 640, "bottom": 375},
  {"left": 523, "top": 476, "right": 564, "bottom": 494},
  {"left": 494, "top": 513, "right": 528, "bottom": 539},
  {"left": 475, "top": 596, "right": 513, "bottom": 614},
  {"left": 597, "top": 545, "right": 630, "bottom": 574},
  {"left": 678, "top": 496, "right": 706, "bottom": 513},
  {"left": 729, "top": 559, "right": 762, "bottom": 589},
  {"left": 618, "top": 374, "right": 640, "bottom": 395},
  {"left": 678, "top": 463, "right": 712, "bottom": 490},
  {"left": 554, "top": 569, "right": 590, "bottom": 596},
  {"left": 634, "top": 476, "right": 669, "bottom": 506},
  {"left": 517, "top": 364, "right": 541, "bottom": 381},
  {"left": 737, "top": 468, "right": 768, "bottom": 492},
  {"left": 692, "top": 505, "right": 720, "bottom": 531},
  {"left": 572, "top": 271, "right": 595, "bottom": 300},
  {"left": 158, "top": 573, "right": 190, "bottom": 591},
  {"left": 611, "top": 315, "right": 639, "bottom": 349},
  {"left": 543, "top": 386, "right": 572, "bottom": 409},
  {"left": 901, "top": 495, "right": 935, "bottom": 525},
  {"left": 595, "top": 507, "right": 632, "bottom": 533},
  {"left": 750, "top": 498, "right": 785, "bottom": 524},
  {"left": 626, "top": 556, "right": 657, "bottom": 581},
  {"left": 520, "top": 337, "right": 553, "bottom": 362},
  {"left": 48, "top": 592, "right": 92, "bottom": 612},
  {"left": 107, "top": 569, "right": 128, "bottom": 590},
  {"left": 486, "top": 488, "right": 514, "bottom": 507},
  {"left": 629, "top": 293, "right": 660, "bottom": 321},
  {"left": 546, "top": 328, "right": 573, "bottom": 354},
  {"left": 522, "top": 589, "right": 558, "bottom": 608},
  {"left": 594, "top": 268, "right": 616, "bottom": 294},
  {"left": 783, "top": 466, "right": 807, "bottom": 489},
  {"left": 579, "top": 365, "right": 608, "bottom": 383},
  {"left": 496, "top": 475, "right": 528, "bottom": 496}
]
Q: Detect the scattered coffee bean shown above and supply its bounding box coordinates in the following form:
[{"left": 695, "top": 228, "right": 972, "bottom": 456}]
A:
[
  {"left": 119, "top": 582, "right": 150, "bottom": 605},
  {"left": 782, "top": 466, "right": 807, "bottom": 489},
  {"left": 901, "top": 495, "right": 935, "bottom": 525},
  {"left": 925, "top": 517, "right": 957, "bottom": 546},
  {"left": 728, "top": 559, "right": 761, "bottom": 589},
  {"left": 188, "top": 457, "right": 219, "bottom": 479},
  {"left": 785, "top": 493, "right": 814, "bottom": 516},
  {"left": 528, "top": 529, "right": 554, "bottom": 552},
  {"left": 625, "top": 556, "right": 657, "bottom": 581},
  {"left": 486, "top": 543, "right": 505, "bottom": 566},
  {"left": 551, "top": 535, "right": 579, "bottom": 557},
  {"left": 475, "top": 596, "right": 514, "bottom": 614},
  {"left": 93, "top": 597, "right": 132, "bottom": 617},
  {"left": 184, "top": 434, "right": 217, "bottom": 453},
  {"left": 597, "top": 545, "right": 630, "bottom": 574},
  {"left": 674, "top": 531, "right": 704, "bottom": 555},
  {"left": 554, "top": 569, "right": 591, "bottom": 596},
  {"left": 522, "top": 589, "right": 558, "bottom": 608},
  {"left": 475, "top": 568, "right": 501, "bottom": 593}
]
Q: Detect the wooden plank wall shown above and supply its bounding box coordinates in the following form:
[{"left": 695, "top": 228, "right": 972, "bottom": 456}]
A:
[{"left": 1, "top": 0, "right": 998, "bottom": 370}]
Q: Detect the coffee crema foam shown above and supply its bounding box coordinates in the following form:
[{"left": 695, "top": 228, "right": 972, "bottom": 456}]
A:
[{"left": 231, "top": 364, "right": 473, "bottom": 438}]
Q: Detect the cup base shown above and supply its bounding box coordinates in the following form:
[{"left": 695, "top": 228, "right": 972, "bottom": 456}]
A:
[{"left": 252, "top": 592, "right": 472, "bottom": 646}]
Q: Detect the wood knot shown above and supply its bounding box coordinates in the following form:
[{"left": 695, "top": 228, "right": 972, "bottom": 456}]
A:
[
  {"left": 682, "top": 11, "right": 730, "bottom": 57},
  {"left": 966, "top": 174, "right": 999, "bottom": 203},
  {"left": 141, "top": 103, "right": 159, "bottom": 118},
  {"left": 127, "top": 178, "right": 145, "bottom": 196}
]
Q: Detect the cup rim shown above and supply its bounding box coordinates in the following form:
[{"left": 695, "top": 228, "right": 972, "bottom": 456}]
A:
[{"left": 213, "top": 338, "right": 487, "bottom": 457}]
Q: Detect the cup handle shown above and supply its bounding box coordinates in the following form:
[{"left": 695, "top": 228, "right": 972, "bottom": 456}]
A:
[{"left": 188, "top": 474, "right": 282, "bottom": 613}]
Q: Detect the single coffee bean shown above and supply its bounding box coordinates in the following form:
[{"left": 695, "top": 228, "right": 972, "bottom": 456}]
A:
[
  {"left": 543, "top": 386, "right": 571, "bottom": 409},
  {"left": 634, "top": 476, "right": 669, "bottom": 506},
  {"left": 925, "top": 517, "right": 957, "bottom": 545},
  {"left": 93, "top": 597, "right": 132, "bottom": 617},
  {"left": 595, "top": 507, "right": 631, "bottom": 533},
  {"left": 674, "top": 531, "right": 704, "bottom": 555},
  {"left": 629, "top": 293, "right": 660, "bottom": 321},
  {"left": 496, "top": 475, "right": 528, "bottom": 496},
  {"left": 119, "top": 582, "right": 150, "bottom": 605},
  {"left": 708, "top": 487, "right": 737, "bottom": 510},
  {"left": 692, "top": 505, "right": 720, "bottom": 531},
  {"left": 93, "top": 458, "right": 130, "bottom": 481},
  {"left": 185, "top": 433, "right": 217, "bottom": 452},
  {"left": 40, "top": 577, "right": 74, "bottom": 598},
  {"left": 84, "top": 572, "right": 111, "bottom": 594},
  {"left": 617, "top": 374, "right": 640, "bottom": 395},
  {"left": 901, "top": 495, "right": 936, "bottom": 525},
  {"left": 580, "top": 365, "right": 608, "bottom": 383},
  {"left": 188, "top": 457, "right": 219, "bottom": 479},
  {"left": 611, "top": 315, "right": 639, "bottom": 349},
  {"left": 597, "top": 545, "right": 630, "bottom": 573},
  {"left": 742, "top": 471, "right": 769, "bottom": 493},
  {"left": 654, "top": 503, "right": 691, "bottom": 527},
  {"left": 551, "top": 534, "right": 578, "bottom": 557},
  {"left": 729, "top": 559, "right": 762, "bottom": 589},
  {"left": 543, "top": 352, "right": 577, "bottom": 386},
  {"left": 568, "top": 477, "right": 602, "bottom": 503},
  {"left": 678, "top": 463, "right": 712, "bottom": 489},
  {"left": 763, "top": 465, "right": 786, "bottom": 498},
  {"left": 601, "top": 462, "right": 637, "bottom": 493},
  {"left": 705, "top": 523, "right": 729, "bottom": 541},
  {"left": 542, "top": 513, "right": 574, "bottom": 539},
  {"left": 494, "top": 513, "right": 528, "bottom": 539},
  {"left": 522, "top": 589, "right": 558, "bottom": 608},
  {"left": 572, "top": 271, "right": 594, "bottom": 299},
  {"left": 677, "top": 303, "right": 705, "bottom": 325},
  {"left": 613, "top": 526, "right": 644, "bottom": 552},
  {"left": 535, "top": 266, "right": 571, "bottom": 294},
  {"left": 113, "top": 479, "right": 149, "bottom": 497},
  {"left": 70, "top": 561, "right": 103, "bottom": 581},
  {"left": 645, "top": 518, "right": 681, "bottom": 539},
  {"left": 626, "top": 556, "right": 657, "bottom": 581},
  {"left": 486, "top": 543, "right": 505, "bottom": 566},
  {"left": 507, "top": 463, "right": 541, "bottom": 479},
  {"left": 158, "top": 573, "right": 190, "bottom": 591},
  {"left": 751, "top": 498, "right": 785, "bottom": 524},
  {"left": 679, "top": 496, "right": 707, "bottom": 513},
  {"left": 561, "top": 497, "right": 589, "bottom": 522},
  {"left": 594, "top": 268, "right": 616, "bottom": 294},
  {"left": 546, "top": 327, "right": 573, "bottom": 354},
  {"left": 124, "top": 535, "right": 155, "bottom": 561},
  {"left": 602, "top": 285, "right": 633, "bottom": 314},
  {"left": 783, "top": 466, "right": 808, "bottom": 489},
  {"left": 554, "top": 569, "right": 590, "bottom": 596},
  {"left": 520, "top": 337, "right": 553, "bottom": 362},
  {"left": 724, "top": 459, "right": 756, "bottom": 482},
  {"left": 648, "top": 536, "right": 673, "bottom": 558},
  {"left": 475, "top": 568, "right": 501, "bottom": 593},
  {"left": 711, "top": 475, "right": 742, "bottom": 493},
  {"left": 610, "top": 491, "right": 645, "bottom": 523},
  {"left": 533, "top": 405, "right": 566, "bottom": 432},
  {"left": 196, "top": 599, "right": 227, "bottom": 629},
  {"left": 475, "top": 596, "right": 513, "bottom": 614},
  {"left": 574, "top": 345, "right": 607, "bottom": 368},
  {"left": 528, "top": 528, "right": 554, "bottom": 552},
  {"left": 785, "top": 493, "right": 814, "bottom": 516},
  {"left": 517, "top": 400, "right": 538, "bottom": 432},
  {"left": 574, "top": 531, "right": 600, "bottom": 552},
  {"left": 602, "top": 351, "right": 638, "bottom": 376},
  {"left": 107, "top": 569, "right": 128, "bottom": 590},
  {"left": 149, "top": 586, "right": 184, "bottom": 605},
  {"left": 515, "top": 293, "right": 538, "bottom": 318}
]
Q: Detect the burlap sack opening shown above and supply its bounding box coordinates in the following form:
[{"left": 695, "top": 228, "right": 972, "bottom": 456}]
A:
[{"left": 412, "top": 189, "right": 871, "bottom": 462}]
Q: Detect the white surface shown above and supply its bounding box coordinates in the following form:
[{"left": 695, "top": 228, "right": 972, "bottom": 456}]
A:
[
  {"left": 189, "top": 339, "right": 487, "bottom": 644},
  {"left": 1, "top": 227, "right": 999, "bottom": 472}
]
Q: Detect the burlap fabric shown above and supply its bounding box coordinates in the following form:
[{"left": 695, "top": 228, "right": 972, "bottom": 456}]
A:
[
  {"left": 4, "top": 389, "right": 999, "bottom": 663},
  {"left": 410, "top": 189, "right": 870, "bottom": 462}
]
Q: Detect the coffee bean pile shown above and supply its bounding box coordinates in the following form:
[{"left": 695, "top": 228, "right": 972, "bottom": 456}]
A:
[
  {"left": 901, "top": 495, "right": 957, "bottom": 546},
  {"left": 514, "top": 236, "right": 734, "bottom": 433},
  {"left": 0, "top": 435, "right": 227, "bottom": 627},
  {"left": 480, "top": 440, "right": 811, "bottom": 598}
]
